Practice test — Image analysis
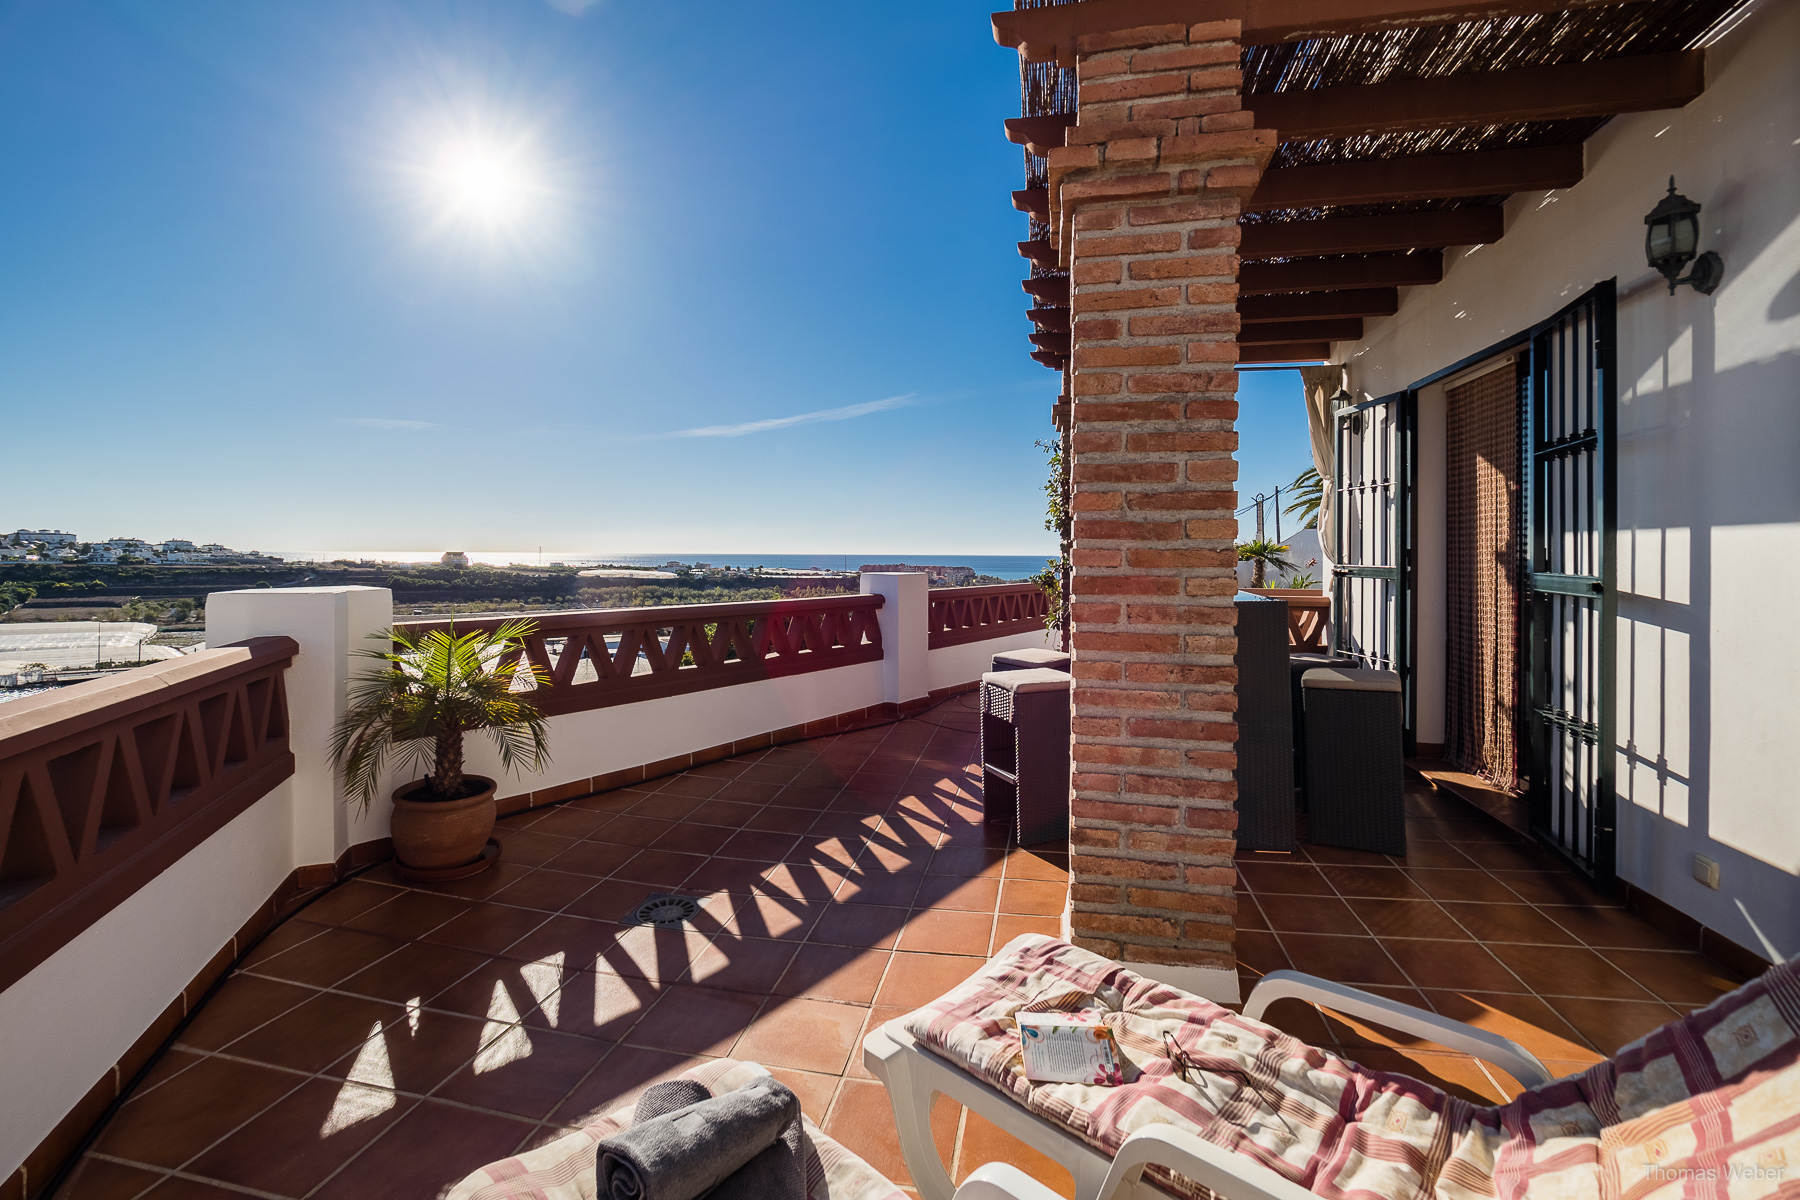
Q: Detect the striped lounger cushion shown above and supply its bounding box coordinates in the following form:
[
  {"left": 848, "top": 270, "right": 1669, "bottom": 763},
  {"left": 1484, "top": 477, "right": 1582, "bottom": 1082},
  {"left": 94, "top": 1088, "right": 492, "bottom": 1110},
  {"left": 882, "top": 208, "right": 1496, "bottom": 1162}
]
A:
[
  {"left": 902, "top": 934, "right": 1800, "bottom": 1200},
  {"left": 446, "top": 1059, "right": 905, "bottom": 1200}
]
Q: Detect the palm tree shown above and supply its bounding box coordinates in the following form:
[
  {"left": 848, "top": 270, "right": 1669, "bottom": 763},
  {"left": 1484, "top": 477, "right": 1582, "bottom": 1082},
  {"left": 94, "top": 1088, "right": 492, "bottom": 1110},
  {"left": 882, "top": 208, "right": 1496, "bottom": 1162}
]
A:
[
  {"left": 1237, "top": 539, "right": 1298, "bottom": 588},
  {"left": 1284, "top": 466, "right": 1323, "bottom": 530},
  {"left": 330, "top": 619, "right": 553, "bottom": 811}
]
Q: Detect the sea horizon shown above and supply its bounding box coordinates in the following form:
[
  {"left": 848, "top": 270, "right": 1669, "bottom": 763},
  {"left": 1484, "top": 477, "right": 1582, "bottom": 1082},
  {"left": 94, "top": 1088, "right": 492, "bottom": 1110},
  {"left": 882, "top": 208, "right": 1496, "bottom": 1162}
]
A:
[{"left": 270, "top": 551, "right": 1058, "bottom": 581}]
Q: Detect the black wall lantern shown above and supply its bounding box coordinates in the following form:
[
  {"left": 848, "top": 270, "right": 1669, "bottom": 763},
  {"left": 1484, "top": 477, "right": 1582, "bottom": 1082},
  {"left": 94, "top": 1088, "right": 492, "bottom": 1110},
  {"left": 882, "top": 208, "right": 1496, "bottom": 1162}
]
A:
[{"left": 1644, "top": 176, "right": 1723, "bottom": 295}]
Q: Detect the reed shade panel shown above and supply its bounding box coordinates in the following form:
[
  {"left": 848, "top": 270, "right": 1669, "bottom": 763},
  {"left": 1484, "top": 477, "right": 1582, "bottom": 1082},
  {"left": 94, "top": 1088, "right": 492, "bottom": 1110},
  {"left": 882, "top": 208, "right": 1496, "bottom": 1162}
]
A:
[
  {"left": 1445, "top": 362, "right": 1524, "bottom": 792},
  {"left": 393, "top": 595, "right": 885, "bottom": 718}
]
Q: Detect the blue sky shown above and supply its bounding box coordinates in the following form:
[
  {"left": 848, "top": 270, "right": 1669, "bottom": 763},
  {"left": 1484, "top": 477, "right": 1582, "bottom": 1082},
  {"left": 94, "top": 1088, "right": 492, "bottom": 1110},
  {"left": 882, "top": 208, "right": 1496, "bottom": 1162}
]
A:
[{"left": 0, "top": 0, "right": 1310, "bottom": 556}]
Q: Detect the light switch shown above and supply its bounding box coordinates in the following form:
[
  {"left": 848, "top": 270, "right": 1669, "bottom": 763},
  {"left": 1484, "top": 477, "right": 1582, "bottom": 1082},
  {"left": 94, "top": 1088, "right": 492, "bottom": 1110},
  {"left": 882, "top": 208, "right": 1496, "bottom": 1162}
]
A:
[{"left": 1692, "top": 854, "right": 1719, "bottom": 889}]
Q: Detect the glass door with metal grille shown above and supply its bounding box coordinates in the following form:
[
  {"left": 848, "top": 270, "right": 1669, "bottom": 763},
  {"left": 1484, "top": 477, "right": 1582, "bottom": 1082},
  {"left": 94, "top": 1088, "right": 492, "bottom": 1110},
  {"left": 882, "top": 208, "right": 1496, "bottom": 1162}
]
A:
[
  {"left": 1524, "top": 281, "right": 1617, "bottom": 882},
  {"left": 1332, "top": 390, "right": 1415, "bottom": 743}
]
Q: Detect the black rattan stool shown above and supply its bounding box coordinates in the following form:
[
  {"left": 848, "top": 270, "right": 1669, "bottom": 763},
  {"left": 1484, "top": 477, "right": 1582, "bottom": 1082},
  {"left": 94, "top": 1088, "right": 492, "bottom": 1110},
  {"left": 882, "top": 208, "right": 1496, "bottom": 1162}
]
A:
[
  {"left": 1301, "top": 667, "right": 1407, "bottom": 856},
  {"left": 979, "top": 668, "right": 1071, "bottom": 846},
  {"left": 1235, "top": 593, "right": 1295, "bottom": 851}
]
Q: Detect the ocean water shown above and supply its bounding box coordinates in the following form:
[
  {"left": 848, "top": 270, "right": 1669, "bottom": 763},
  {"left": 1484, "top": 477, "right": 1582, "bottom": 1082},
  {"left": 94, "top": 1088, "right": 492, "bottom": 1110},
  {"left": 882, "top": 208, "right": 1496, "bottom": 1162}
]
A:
[{"left": 277, "top": 551, "right": 1056, "bottom": 581}]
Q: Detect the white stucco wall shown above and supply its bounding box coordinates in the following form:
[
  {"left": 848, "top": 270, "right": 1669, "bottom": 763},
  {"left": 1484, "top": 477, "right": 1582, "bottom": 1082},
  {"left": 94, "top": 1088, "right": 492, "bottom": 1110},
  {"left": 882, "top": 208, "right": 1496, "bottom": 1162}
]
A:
[
  {"left": 1339, "top": 0, "right": 1800, "bottom": 959},
  {"left": 0, "top": 782, "right": 297, "bottom": 1180},
  {"left": 927, "top": 627, "right": 1057, "bottom": 695}
]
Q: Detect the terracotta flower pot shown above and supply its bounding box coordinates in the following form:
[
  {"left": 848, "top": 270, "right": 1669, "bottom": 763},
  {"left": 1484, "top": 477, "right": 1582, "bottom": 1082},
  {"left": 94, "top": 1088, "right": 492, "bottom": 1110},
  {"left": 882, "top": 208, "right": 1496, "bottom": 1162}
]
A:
[{"left": 390, "top": 775, "right": 497, "bottom": 875}]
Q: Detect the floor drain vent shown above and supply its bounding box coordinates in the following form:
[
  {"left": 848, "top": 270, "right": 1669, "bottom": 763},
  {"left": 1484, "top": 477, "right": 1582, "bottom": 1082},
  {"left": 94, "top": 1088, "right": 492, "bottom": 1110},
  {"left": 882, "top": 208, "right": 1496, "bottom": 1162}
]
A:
[{"left": 627, "top": 894, "right": 699, "bottom": 927}]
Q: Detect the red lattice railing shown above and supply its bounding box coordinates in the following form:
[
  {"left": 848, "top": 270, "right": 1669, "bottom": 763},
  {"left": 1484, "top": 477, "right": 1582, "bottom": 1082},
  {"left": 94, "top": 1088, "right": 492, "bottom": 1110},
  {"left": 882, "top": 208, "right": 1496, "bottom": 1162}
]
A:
[
  {"left": 394, "top": 594, "right": 886, "bottom": 718},
  {"left": 0, "top": 637, "right": 297, "bottom": 992},
  {"left": 928, "top": 582, "right": 1050, "bottom": 649}
]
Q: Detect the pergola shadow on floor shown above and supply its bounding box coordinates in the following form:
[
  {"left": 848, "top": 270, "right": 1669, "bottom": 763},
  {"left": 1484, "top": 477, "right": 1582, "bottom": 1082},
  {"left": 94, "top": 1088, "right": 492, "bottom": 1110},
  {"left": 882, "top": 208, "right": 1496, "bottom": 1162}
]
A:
[{"left": 56, "top": 697, "right": 1744, "bottom": 1199}]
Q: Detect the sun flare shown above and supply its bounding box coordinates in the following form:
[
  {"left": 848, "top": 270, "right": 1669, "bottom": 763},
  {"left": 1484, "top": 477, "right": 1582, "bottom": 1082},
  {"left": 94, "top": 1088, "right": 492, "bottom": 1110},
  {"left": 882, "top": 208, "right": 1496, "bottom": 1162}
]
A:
[{"left": 432, "top": 137, "right": 537, "bottom": 227}]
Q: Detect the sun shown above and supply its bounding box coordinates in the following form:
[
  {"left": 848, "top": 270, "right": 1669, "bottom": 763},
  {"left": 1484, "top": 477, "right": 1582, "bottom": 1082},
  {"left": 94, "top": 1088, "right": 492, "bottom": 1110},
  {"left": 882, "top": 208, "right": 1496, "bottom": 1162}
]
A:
[{"left": 430, "top": 137, "right": 539, "bottom": 228}]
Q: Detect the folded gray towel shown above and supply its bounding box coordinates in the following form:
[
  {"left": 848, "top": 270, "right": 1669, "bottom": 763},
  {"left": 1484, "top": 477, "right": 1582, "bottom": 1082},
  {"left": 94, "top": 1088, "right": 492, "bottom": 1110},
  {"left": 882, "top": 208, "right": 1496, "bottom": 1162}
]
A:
[
  {"left": 597, "top": 1078, "right": 800, "bottom": 1200},
  {"left": 707, "top": 1097, "right": 804, "bottom": 1200},
  {"left": 635, "top": 1080, "right": 711, "bottom": 1122}
]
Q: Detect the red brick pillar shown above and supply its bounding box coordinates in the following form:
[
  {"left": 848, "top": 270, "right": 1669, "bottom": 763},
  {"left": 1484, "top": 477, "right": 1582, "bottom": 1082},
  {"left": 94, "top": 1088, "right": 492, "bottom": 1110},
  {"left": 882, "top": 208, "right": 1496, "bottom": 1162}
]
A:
[{"left": 1044, "top": 20, "right": 1273, "bottom": 1000}]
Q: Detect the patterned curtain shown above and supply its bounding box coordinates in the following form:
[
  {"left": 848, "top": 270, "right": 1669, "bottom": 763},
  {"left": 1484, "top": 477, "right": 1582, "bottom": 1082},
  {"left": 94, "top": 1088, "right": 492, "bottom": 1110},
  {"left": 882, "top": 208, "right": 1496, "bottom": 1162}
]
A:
[
  {"left": 1297, "top": 364, "right": 1344, "bottom": 560},
  {"left": 1444, "top": 361, "right": 1523, "bottom": 791}
]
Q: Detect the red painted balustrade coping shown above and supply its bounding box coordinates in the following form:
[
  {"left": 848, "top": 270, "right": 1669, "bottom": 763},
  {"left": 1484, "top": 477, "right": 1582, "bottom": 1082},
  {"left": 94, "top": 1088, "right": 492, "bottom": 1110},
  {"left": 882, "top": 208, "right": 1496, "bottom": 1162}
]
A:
[
  {"left": 393, "top": 593, "right": 886, "bottom": 718},
  {"left": 0, "top": 637, "right": 298, "bottom": 993},
  {"left": 927, "top": 582, "right": 1050, "bottom": 649}
]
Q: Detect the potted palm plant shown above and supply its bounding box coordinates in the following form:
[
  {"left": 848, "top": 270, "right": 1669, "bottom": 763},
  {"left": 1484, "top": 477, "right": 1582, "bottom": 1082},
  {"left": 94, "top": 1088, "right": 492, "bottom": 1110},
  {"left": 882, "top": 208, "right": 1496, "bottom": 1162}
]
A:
[
  {"left": 1236, "top": 539, "right": 1298, "bottom": 589},
  {"left": 330, "top": 619, "right": 552, "bottom": 881}
]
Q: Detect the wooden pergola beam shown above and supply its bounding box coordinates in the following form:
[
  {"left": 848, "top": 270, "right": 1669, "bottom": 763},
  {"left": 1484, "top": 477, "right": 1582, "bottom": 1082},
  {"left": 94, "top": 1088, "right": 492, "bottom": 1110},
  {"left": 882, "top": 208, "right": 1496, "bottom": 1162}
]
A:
[
  {"left": 1019, "top": 239, "right": 1060, "bottom": 267},
  {"left": 1027, "top": 306, "right": 1071, "bottom": 331},
  {"left": 1238, "top": 341, "right": 1331, "bottom": 364},
  {"left": 1247, "top": 51, "right": 1704, "bottom": 141},
  {"left": 1246, "top": 144, "right": 1583, "bottom": 211},
  {"left": 1238, "top": 318, "right": 1364, "bottom": 344},
  {"left": 1022, "top": 275, "right": 1072, "bottom": 304},
  {"left": 1239, "top": 211, "right": 1501, "bottom": 260},
  {"left": 1238, "top": 288, "right": 1399, "bottom": 322},
  {"left": 993, "top": 0, "right": 1653, "bottom": 61},
  {"left": 1239, "top": 253, "right": 1441, "bottom": 295}
]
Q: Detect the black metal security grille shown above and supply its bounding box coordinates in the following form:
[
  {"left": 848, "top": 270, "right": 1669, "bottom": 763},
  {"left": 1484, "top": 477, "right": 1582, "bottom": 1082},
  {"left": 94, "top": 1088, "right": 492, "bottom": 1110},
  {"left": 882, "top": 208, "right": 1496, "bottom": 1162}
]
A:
[
  {"left": 1524, "top": 281, "right": 1617, "bottom": 882},
  {"left": 1333, "top": 390, "right": 1415, "bottom": 741}
]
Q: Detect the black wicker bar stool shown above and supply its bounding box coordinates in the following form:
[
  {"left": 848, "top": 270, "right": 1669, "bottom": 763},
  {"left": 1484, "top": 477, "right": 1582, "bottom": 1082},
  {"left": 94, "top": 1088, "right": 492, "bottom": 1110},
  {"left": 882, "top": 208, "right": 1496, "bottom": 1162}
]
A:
[
  {"left": 979, "top": 667, "right": 1071, "bottom": 847},
  {"left": 1234, "top": 593, "right": 1295, "bottom": 851},
  {"left": 1301, "top": 666, "right": 1407, "bottom": 856},
  {"left": 990, "top": 647, "right": 1071, "bottom": 673}
]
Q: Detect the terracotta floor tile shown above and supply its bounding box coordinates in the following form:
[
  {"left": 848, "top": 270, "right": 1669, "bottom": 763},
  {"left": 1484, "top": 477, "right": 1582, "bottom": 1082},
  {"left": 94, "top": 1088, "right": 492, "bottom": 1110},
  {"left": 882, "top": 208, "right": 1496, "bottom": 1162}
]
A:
[
  {"left": 658, "top": 774, "right": 728, "bottom": 801},
  {"left": 1596, "top": 948, "right": 1743, "bottom": 1006},
  {"left": 1549, "top": 995, "right": 1682, "bottom": 1055},
  {"left": 603, "top": 815, "right": 680, "bottom": 847},
  {"left": 494, "top": 914, "right": 628, "bottom": 971},
  {"left": 627, "top": 984, "right": 762, "bottom": 1056},
  {"left": 1234, "top": 930, "right": 1292, "bottom": 977},
  {"left": 835, "top": 871, "right": 925, "bottom": 908},
  {"left": 138, "top": 1177, "right": 256, "bottom": 1199},
  {"left": 1420, "top": 990, "right": 1599, "bottom": 1064},
  {"left": 420, "top": 903, "right": 551, "bottom": 956},
  {"left": 611, "top": 849, "right": 710, "bottom": 889},
  {"left": 776, "top": 944, "right": 892, "bottom": 1004},
  {"left": 244, "top": 923, "right": 406, "bottom": 989},
  {"left": 757, "top": 861, "right": 850, "bottom": 903},
  {"left": 649, "top": 822, "right": 738, "bottom": 856},
  {"left": 928, "top": 846, "right": 1010, "bottom": 879},
  {"left": 1396, "top": 841, "right": 1479, "bottom": 869},
  {"left": 992, "top": 914, "right": 1062, "bottom": 954},
  {"left": 1316, "top": 985, "right": 1433, "bottom": 1049},
  {"left": 686, "top": 936, "right": 801, "bottom": 994},
  {"left": 491, "top": 828, "right": 580, "bottom": 868},
  {"left": 1345, "top": 898, "right": 1469, "bottom": 941},
  {"left": 1236, "top": 861, "right": 1333, "bottom": 895},
  {"left": 1318, "top": 865, "right": 1433, "bottom": 900},
  {"left": 1380, "top": 939, "right": 1529, "bottom": 993},
  {"left": 325, "top": 1007, "right": 496, "bottom": 1094},
  {"left": 525, "top": 966, "right": 659, "bottom": 1041},
  {"left": 998, "top": 878, "right": 1067, "bottom": 916},
  {"left": 236, "top": 917, "right": 329, "bottom": 968},
  {"left": 93, "top": 1055, "right": 304, "bottom": 1168},
  {"left": 1492, "top": 870, "right": 1614, "bottom": 907},
  {"left": 308, "top": 1099, "right": 536, "bottom": 1200},
  {"left": 566, "top": 878, "right": 677, "bottom": 925},
  {"left": 184, "top": 1077, "right": 412, "bottom": 1194},
  {"left": 823, "top": 1079, "right": 958, "bottom": 1189},
  {"left": 426, "top": 956, "right": 562, "bottom": 1022},
  {"left": 912, "top": 874, "right": 1001, "bottom": 913},
  {"left": 527, "top": 806, "right": 618, "bottom": 840},
  {"left": 695, "top": 891, "right": 820, "bottom": 942},
  {"left": 52, "top": 1156, "right": 168, "bottom": 1199},
  {"left": 565, "top": 790, "right": 643, "bottom": 814},
  {"left": 734, "top": 996, "right": 869, "bottom": 1074},
  {"left": 1541, "top": 905, "right": 1691, "bottom": 951},
  {"left": 418, "top": 861, "right": 536, "bottom": 902},
  {"left": 174, "top": 975, "right": 317, "bottom": 1052},
  {"left": 433, "top": 1026, "right": 612, "bottom": 1118},
  {"left": 339, "top": 941, "right": 491, "bottom": 1005},
  {"left": 1255, "top": 892, "right": 1366, "bottom": 936},
  {"left": 1461, "top": 840, "right": 1566, "bottom": 872},
  {"left": 689, "top": 799, "right": 767, "bottom": 828},
  {"left": 226, "top": 990, "right": 404, "bottom": 1074},
  {"left": 1274, "top": 935, "right": 1411, "bottom": 987},
  {"left": 763, "top": 1066, "right": 842, "bottom": 1124},
  {"left": 337, "top": 889, "right": 474, "bottom": 940},
  {"left": 874, "top": 952, "right": 986, "bottom": 1009},
  {"left": 1304, "top": 843, "right": 1395, "bottom": 867},
  {"left": 1489, "top": 943, "right": 1659, "bottom": 1000},
  {"left": 603, "top": 924, "right": 714, "bottom": 983},
  {"left": 897, "top": 908, "right": 994, "bottom": 956},
  {"left": 301, "top": 880, "right": 409, "bottom": 927},
  {"left": 488, "top": 868, "right": 601, "bottom": 913},
  {"left": 718, "top": 829, "right": 803, "bottom": 862},
  {"left": 1439, "top": 902, "right": 1583, "bottom": 946},
  {"left": 848, "top": 1007, "right": 911, "bottom": 1080},
  {"left": 954, "top": 1110, "right": 1077, "bottom": 1195},
  {"left": 1402, "top": 868, "right": 1519, "bottom": 903},
  {"left": 1003, "top": 851, "right": 1070, "bottom": 884}
]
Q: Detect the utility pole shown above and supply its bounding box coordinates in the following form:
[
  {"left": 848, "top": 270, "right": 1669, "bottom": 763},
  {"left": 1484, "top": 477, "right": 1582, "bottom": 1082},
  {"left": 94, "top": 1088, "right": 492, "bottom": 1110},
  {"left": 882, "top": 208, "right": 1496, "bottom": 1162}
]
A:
[
  {"left": 1273, "top": 485, "right": 1282, "bottom": 543},
  {"left": 1254, "top": 494, "right": 1266, "bottom": 542}
]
